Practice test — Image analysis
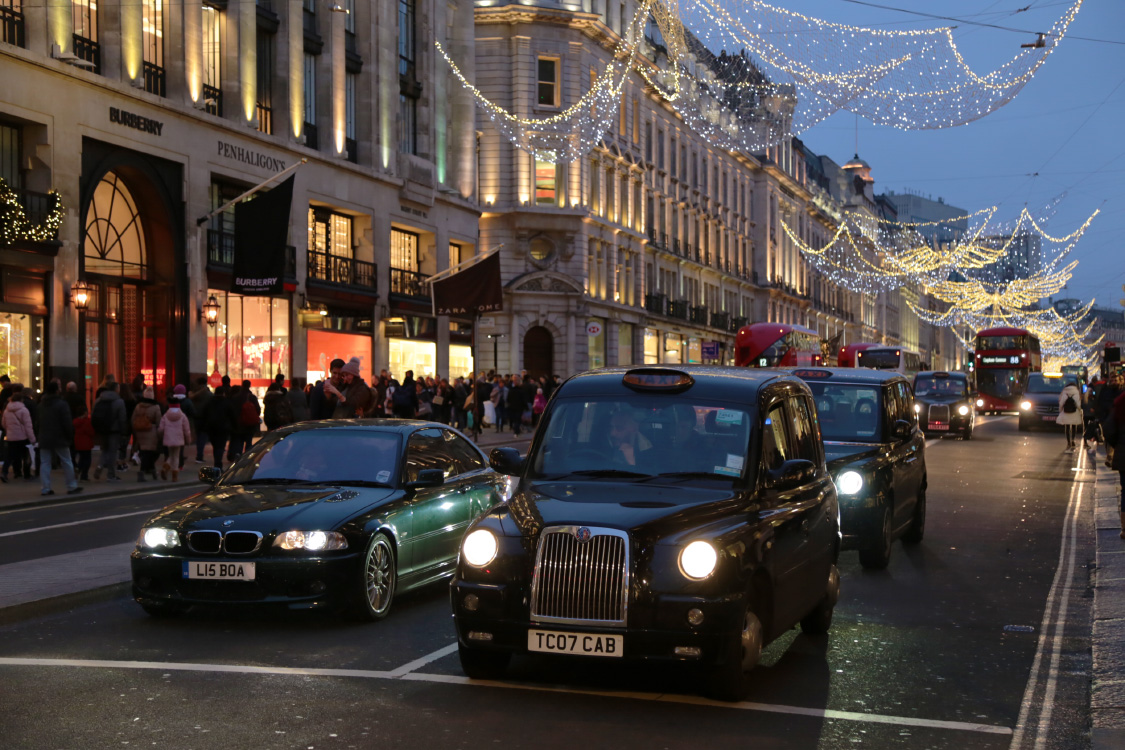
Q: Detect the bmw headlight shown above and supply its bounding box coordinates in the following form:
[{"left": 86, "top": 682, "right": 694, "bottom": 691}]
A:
[
  {"left": 1020, "top": 401, "right": 1032, "bottom": 411},
  {"left": 679, "top": 540, "right": 718, "bottom": 580},
  {"left": 957, "top": 405, "right": 970, "bottom": 416},
  {"left": 837, "top": 470, "right": 864, "bottom": 495},
  {"left": 274, "top": 530, "right": 348, "bottom": 551},
  {"left": 139, "top": 527, "right": 178, "bottom": 549},
  {"left": 462, "top": 529, "right": 499, "bottom": 567}
]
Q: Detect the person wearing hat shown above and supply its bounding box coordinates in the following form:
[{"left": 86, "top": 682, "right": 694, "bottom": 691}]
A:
[
  {"left": 132, "top": 387, "right": 163, "bottom": 481},
  {"left": 327, "top": 357, "right": 372, "bottom": 419}
]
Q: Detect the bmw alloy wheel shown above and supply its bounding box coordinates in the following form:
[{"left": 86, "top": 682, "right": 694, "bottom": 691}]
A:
[{"left": 354, "top": 533, "right": 396, "bottom": 620}]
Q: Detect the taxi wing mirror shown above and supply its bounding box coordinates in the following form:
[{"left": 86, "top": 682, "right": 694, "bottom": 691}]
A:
[
  {"left": 489, "top": 447, "right": 524, "bottom": 477},
  {"left": 407, "top": 468, "right": 445, "bottom": 489},
  {"left": 765, "top": 459, "right": 816, "bottom": 490},
  {"left": 199, "top": 466, "right": 222, "bottom": 484},
  {"left": 893, "top": 419, "right": 913, "bottom": 441}
]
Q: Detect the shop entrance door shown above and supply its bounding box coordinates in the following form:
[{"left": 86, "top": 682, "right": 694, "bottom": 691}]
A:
[{"left": 524, "top": 326, "right": 553, "bottom": 381}]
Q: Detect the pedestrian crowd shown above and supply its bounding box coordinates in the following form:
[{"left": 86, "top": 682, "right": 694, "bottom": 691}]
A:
[{"left": 1, "top": 364, "right": 560, "bottom": 496}]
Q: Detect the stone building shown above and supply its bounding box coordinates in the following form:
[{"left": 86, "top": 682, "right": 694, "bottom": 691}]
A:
[{"left": 0, "top": 0, "right": 479, "bottom": 402}]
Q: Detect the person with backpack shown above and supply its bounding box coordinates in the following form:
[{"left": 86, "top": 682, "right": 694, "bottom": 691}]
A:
[
  {"left": 132, "top": 387, "right": 163, "bottom": 481},
  {"left": 91, "top": 382, "right": 127, "bottom": 481},
  {"left": 1058, "top": 378, "right": 1084, "bottom": 452},
  {"left": 227, "top": 381, "right": 261, "bottom": 462},
  {"left": 2, "top": 388, "right": 35, "bottom": 482},
  {"left": 37, "top": 380, "right": 83, "bottom": 496},
  {"left": 158, "top": 394, "right": 192, "bottom": 481}
]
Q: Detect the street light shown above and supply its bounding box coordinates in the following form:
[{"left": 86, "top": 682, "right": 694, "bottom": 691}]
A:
[
  {"left": 201, "top": 294, "right": 221, "bottom": 327},
  {"left": 69, "top": 280, "right": 90, "bottom": 311}
]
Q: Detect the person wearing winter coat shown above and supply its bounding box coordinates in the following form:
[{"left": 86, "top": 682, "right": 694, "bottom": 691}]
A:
[
  {"left": 132, "top": 388, "right": 163, "bottom": 481},
  {"left": 532, "top": 388, "right": 547, "bottom": 427},
  {"left": 263, "top": 383, "right": 294, "bottom": 430},
  {"left": 506, "top": 375, "right": 529, "bottom": 436},
  {"left": 1057, "top": 380, "right": 1084, "bottom": 451},
  {"left": 328, "top": 358, "right": 373, "bottom": 419},
  {"left": 2, "top": 389, "right": 35, "bottom": 481},
  {"left": 286, "top": 378, "right": 310, "bottom": 423},
  {"left": 158, "top": 398, "right": 192, "bottom": 481},
  {"left": 92, "top": 384, "right": 127, "bottom": 482},
  {"left": 190, "top": 378, "right": 214, "bottom": 463},
  {"left": 200, "top": 386, "right": 234, "bottom": 470},
  {"left": 73, "top": 404, "right": 95, "bottom": 481},
  {"left": 37, "top": 381, "right": 83, "bottom": 496}
]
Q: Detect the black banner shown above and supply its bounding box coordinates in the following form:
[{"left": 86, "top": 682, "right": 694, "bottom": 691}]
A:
[
  {"left": 432, "top": 252, "right": 503, "bottom": 316},
  {"left": 232, "top": 175, "right": 294, "bottom": 295}
]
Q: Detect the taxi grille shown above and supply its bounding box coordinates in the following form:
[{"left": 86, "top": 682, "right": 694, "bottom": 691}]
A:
[
  {"left": 530, "top": 527, "right": 629, "bottom": 627},
  {"left": 928, "top": 405, "right": 950, "bottom": 423},
  {"left": 1036, "top": 404, "right": 1059, "bottom": 416}
]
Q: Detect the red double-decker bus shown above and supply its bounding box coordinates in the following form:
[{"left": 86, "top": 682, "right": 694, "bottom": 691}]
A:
[
  {"left": 973, "top": 326, "right": 1042, "bottom": 413},
  {"left": 837, "top": 342, "right": 879, "bottom": 368},
  {"left": 735, "top": 323, "right": 823, "bottom": 367}
]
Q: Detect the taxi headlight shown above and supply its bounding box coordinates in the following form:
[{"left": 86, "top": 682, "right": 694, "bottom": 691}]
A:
[
  {"left": 976, "top": 398, "right": 984, "bottom": 407},
  {"left": 679, "top": 540, "right": 718, "bottom": 580},
  {"left": 837, "top": 471, "right": 864, "bottom": 495},
  {"left": 1020, "top": 401, "right": 1032, "bottom": 411},
  {"left": 273, "top": 530, "right": 348, "bottom": 551},
  {"left": 957, "top": 405, "right": 970, "bottom": 416},
  {"left": 913, "top": 404, "right": 921, "bottom": 414},
  {"left": 139, "top": 527, "right": 178, "bottom": 549},
  {"left": 462, "top": 529, "right": 498, "bottom": 567}
]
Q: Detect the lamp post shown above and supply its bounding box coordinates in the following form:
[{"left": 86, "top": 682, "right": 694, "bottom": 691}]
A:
[{"left": 486, "top": 333, "right": 505, "bottom": 374}]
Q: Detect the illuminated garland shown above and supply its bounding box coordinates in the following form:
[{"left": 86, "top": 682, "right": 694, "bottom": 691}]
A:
[
  {"left": 445, "top": 0, "right": 1084, "bottom": 162},
  {"left": 0, "top": 178, "right": 64, "bottom": 245}
]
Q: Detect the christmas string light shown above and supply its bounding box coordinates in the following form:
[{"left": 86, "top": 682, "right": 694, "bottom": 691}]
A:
[{"left": 0, "top": 178, "right": 64, "bottom": 245}]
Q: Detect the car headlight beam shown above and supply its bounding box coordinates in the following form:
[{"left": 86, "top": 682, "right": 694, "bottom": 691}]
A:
[
  {"left": 139, "top": 527, "right": 178, "bottom": 549},
  {"left": 837, "top": 471, "right": 864, "bottom": 495},
  {"left": 274, "top": 530, "right": 348, "bottom": 551},
  {"left": 462, "top": 529, "right": 499, "bottom": 567},
  {"left": 1020, "top": 401, "right": 1032, "bottom": 411},
  {"left": 679, "top": 540, "right": 718, "bottom": 580},
  {"left": 957, "top": 405, "right": 970, "bottom": 416}
]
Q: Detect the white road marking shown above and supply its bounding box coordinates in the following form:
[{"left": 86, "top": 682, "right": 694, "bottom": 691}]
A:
[
  {"left": 0, "top": 655, "right": 1011, "bottom": 735},
  {"left": 0, "top": 509, "right": 160, "bottom": 538},
  {"left": 1009, "top": 447, "right": 1088, "bottom": 750},
  {"left": 385, "top": 643, "right": 459, "bottom": 677},
  {"left": 0, "top": 485, "right": 192, "bottom": 516}
]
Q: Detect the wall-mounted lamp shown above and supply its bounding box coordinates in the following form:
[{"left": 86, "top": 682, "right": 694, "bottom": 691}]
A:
[
  {"left": 201, "top": 294, "right": 221, "bottom": 327},
  {"left": 70, "top": 280, "right": 91, "bottom": 310}
]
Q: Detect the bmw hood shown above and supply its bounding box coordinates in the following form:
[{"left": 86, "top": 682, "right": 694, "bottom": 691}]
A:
[
  {"left": 509, "top": 481, "right": 740, "bottom": 537},
  {"left": 824, "top": 442, "right": 881, "bottom": 472},
  {"left": 144, "top": 485, "right": 398, "bottom": 532}
]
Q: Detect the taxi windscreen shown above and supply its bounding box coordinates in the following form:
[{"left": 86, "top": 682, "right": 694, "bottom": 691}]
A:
[
  {"left": 807, "top": 383, "right": 883, "bottom": 442},
  {"left": 914, "top": 376, "right": 968, "bottom": 398},
  {"left": 530, "top": 397, "right": 754, "bottom": 486}
]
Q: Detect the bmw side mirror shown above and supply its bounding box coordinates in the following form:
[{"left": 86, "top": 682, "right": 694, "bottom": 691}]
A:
[
  {"left": 407, "top": 468, "right": 445, "bottom": 489},
  {"left": 199, "top": 466, "right": 221, "bottom": 484},
  {"left": 765, "top": 459, "right": 816, "bottom": 490},
  {"left": 489, "top": 447, "right": 524, "bottom": 477}
]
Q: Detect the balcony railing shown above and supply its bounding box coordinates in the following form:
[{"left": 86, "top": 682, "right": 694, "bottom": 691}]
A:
[
  {"left": 0, "top": 5, "right": 24, "bottom": 47},
  {"left": 202, "top": 84, "right": 222, "bottom": 117},
  {"left": 256, "top": 103, "right": 273, "bottom": 135},
  {"left": 644, "top": 293, "right": 667, "bottom": 316},
  {"left": 207, "top": 229, "right": 295, "bottom": 277},
  {"left": 16, "top": 189, "right": 60, "bottom": 235},
  {"left": 689, "top": 305, "right": 708, "bottom": 325},
  {"left": 308, "top": 249, "right": 376, "bottom": 289},
  {"left": 72, "top": 34, "right": 99, "bottom": 73},
  {"left": 143, "top": 61, "right": 166, "bottom": 97},
  {"left": 710, "top": 311, "right": 730, "bottom": 331},
  {"left": 390, "top": 267, "right": 431, "bottom": 297},
  {"left": 668, "top": 299, "right": 689, "bottom": 320},
  {"left": 730, "top": 316, "right": 748, "bottom": 333}
]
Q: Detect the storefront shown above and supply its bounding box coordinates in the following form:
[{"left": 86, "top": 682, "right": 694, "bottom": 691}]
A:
[
  {"left": 617, "top": 323, "right": 633, "bottom": 366},
  {"left": 587, "top": 317, "right": 606, "bottom": 369},
  {"left": 306, "top": 328, "right": 372, "bottom": 385},
  {"left": 0, "top": 310, "right": 45, "bottom": 392},
  {"left": 386, "top": 314, "right": 438, "bottom": 380},
  {"left": 205, "top": 290, "right": 290, "bottom": 394},
  {"left": 664, "top": 332, "right": 684, "bottom": 364},
  {"left": 643, "top": 327, "right": 660, "bottom": 364}
]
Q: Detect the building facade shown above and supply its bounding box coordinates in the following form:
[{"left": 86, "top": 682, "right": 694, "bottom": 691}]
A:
[{"left": 0, "top": 0, "right": 479, "bottom": 404}]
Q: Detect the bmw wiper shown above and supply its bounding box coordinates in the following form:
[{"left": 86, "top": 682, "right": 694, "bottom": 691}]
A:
[
  {"left": 237, "top": 478, "right": 329, "bottom": 486},
  {"left": 569, "top": 469, "right": 651, "bottom": 479},
  {"left": 327, "top": 480, "right": 394, "bottom": 488},
  {"left": 644, "top": 471, "right": 736, "bottom": 482}
]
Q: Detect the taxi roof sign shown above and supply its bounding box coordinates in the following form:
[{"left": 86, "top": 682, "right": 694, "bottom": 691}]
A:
[{"left": 623, "top": 369, "right": 694, "bottom": 391}]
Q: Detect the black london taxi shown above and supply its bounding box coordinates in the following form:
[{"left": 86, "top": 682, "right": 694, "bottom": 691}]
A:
[
  {"left": 913, "top": 371, "right": 976, "bottom": 439},
  {"left": 450, "top": 366, "right": 841, "bottom": 701},
  {"left": 791, "top": 367, "right": 927, "bottom": 569}
]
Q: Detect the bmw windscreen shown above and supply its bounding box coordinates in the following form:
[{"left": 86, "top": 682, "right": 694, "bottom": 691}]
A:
[
  {"left": 807, "top": 384, "right": 883, "bottom": 442},
  {"left": 530, "top": 397, "right": 754, "bottom": 487},
  {"left": 221, "top": 430, "right": 401, "bottom": 486}
]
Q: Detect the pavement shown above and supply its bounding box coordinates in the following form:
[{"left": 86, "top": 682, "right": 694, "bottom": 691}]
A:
[{"left": 3, "top": 427, "right": 1124, "bottom": 745}]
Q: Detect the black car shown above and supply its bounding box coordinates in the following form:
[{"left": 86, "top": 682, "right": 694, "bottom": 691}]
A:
[
  {"left": 1017, "top": 373, "right": 1071, "bottom": 431},
  {"left": 131, "top": 420, "right": 507, "bottom": 619},
  {"left": 913, "top": 371, "right": 976, "bottom": 439},
  {"left": 451, "top": 366, "right": 841, "bottom": 701},
  {"left": 792, "top": 368, "right": 927, "bottom": 569}
]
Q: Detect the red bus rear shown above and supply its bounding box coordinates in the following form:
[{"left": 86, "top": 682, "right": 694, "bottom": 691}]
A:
[
  {"left": 837, "top": 342, "right": 879, "bottom": 368},
  {"left": 735, "top": 323, "right": 823, "bottom": 367},
  {"left": 973, "top": 326, "right": 1042, "bottom": 412}
]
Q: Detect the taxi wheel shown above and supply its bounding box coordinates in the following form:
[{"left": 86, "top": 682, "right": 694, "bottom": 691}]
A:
[
  {"left": 962, "top": 425, "right": 973, "bottom": 440},
  {"left": 458, "top": 643, "right": 511, "bottom": 680},
  {"left": 859, "top": 506, "right": 893, "bottom": 570},
  {"left": 800, "top": 564, "right": 840, "bottom": 635},
  {"left": 903, "top": 484, "right": 926, "bottom": 545},
  {"left": 706, "top": 607, "right": 762, "bottom": 701},
  {"left": 350, "top": 533, "right": 397, "bottom": 621}
]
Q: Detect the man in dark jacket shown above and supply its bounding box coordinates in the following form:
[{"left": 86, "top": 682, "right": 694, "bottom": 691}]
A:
[
  {"left": 200, "top": 386, "right": 233, "bottom": 470},
  {"left": 92, "top": 383, "right": 126, "bottom": 481},
  {"left": 506, "top": 375, "right": 529, "bottom": 436},
  {"left": 286, "top": 377, "right": 310, "bottom": 422},
  {"left": 227, "top": 381, "right": 261, "bottom": 461},
  {"left": 190, "top": 377, "right": 213, "bottom": 463},
  {"left": 38, "top": 381, "right": 83, "bottom": 496},
  {"left": 309, "top": 359, "right": 345, "bottom": 420},
  {"left": 391, "top": 369, "right": 419, "bottom": 418}
]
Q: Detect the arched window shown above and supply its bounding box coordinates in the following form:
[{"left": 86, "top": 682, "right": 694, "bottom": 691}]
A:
[{"left": 84, "top": 171, "right": 148, "bottom": 279}]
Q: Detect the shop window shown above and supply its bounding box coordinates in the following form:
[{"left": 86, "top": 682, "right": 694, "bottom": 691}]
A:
[
  {"left": 84, "top": 172, "right": 147, "bottom": 280},
  {"left": 307, "top": 328, "right": 371, "bottom": 385},
  {"left": 449, "top": 344, "right": 474, "bottom": 379},
  {"left": 587, "top": 317, "right": 605, "bottom": 369},
  {"left": 0, "top": 312, "right": 44, "bottom": 393},
  {"left": 206, "top": 291, "right": 290, "bottom": 390},
  {"left": 643, "top": 327, "right": 659, "bottom": 364},
  {"left": 389, "top": 338, "right": 436, "bottom": 380},
  {"left": 617, "top": 323, "right": 633, "bottom": 366}
]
